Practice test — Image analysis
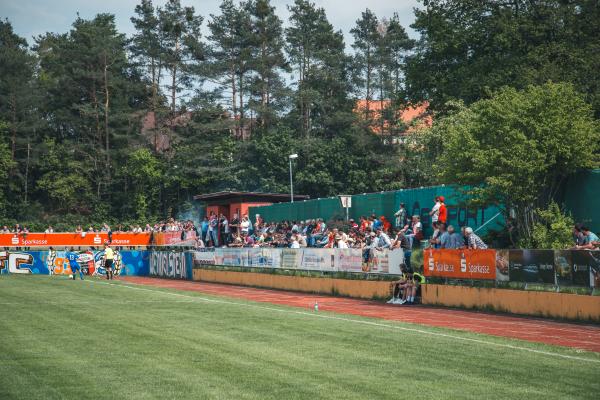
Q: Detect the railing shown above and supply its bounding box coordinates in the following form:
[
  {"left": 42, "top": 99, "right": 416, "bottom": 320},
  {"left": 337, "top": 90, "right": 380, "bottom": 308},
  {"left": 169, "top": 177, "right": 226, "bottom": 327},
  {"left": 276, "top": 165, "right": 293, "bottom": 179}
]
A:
[{"left": 193, "top": 248, "right": 405, "bottom": 275}]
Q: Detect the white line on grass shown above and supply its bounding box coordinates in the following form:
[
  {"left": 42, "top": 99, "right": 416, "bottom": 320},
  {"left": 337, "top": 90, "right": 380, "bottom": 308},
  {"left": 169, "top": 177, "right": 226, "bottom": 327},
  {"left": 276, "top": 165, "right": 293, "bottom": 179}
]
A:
[{"left": 84, "top": 279, "right": 600, "bottom": 364}]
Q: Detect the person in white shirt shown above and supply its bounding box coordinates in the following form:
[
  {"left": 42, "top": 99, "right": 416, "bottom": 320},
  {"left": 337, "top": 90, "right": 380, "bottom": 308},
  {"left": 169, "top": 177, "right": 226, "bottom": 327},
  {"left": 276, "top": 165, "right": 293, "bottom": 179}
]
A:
[
  {"left": 240, "top": 217, "right": 250, "bottom": 235},
  {"left": 290, "top": 235, "right": 300, "bottom": 249},
  {"left": 429, "top": 196, "right": 441, "bottom": 224},
  {"left": 337, "top": 236, "right": 349, "bottom": 249}
]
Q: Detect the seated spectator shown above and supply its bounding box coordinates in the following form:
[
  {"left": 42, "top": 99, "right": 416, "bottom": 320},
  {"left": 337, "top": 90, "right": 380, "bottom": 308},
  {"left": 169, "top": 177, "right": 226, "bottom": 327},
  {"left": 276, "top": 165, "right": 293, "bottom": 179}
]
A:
[
  {"left": 387, "top": 270, "right": 425, "bottom": 305},
  {"left": 1, "top": 225, "right": 10, "bottom": 233},
  {"left": 376, "top": 228, "right": 392, "bottom": 250},
  {"left": 45, "top": 226, "right": 54, "bottom": 234},
  {"left": 575, "top": 226, "right": 599, "bottom": 250},
  {"left": 75, "top": 225, "right": 83, "bottom": 233},
  {"left": 464, "top": 227, "right": 487, "bottom": 249},
  {"left": 443, "top": 225, "right": 464, "bottom": 249},
  {"left": 429, "top": 222, "right": 442, "bottom": 248},
  {"left": 573, "top": 223, "right": 585, "bottom": 247},
  {"left": 380, "top": 216, "right": 392, "bottom": 233}
]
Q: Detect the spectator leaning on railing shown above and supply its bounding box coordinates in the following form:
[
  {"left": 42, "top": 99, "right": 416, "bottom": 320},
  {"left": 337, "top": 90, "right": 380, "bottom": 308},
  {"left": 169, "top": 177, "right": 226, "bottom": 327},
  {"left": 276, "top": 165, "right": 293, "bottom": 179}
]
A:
[{"left": 464, "top": 227, "right": 487, "bottom": 249}]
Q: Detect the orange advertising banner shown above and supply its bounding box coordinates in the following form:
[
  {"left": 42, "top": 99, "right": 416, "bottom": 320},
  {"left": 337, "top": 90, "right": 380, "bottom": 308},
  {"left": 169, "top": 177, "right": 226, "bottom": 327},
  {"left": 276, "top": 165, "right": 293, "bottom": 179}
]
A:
[
  {"left": 0, "top": 233, "right": 152, "bottom": 247},
  {"left": 152, "top": 231, "right": 197, "bottom": 246},
  {"left": 423, "top": 249, "right": 496, "bottom": 280}
]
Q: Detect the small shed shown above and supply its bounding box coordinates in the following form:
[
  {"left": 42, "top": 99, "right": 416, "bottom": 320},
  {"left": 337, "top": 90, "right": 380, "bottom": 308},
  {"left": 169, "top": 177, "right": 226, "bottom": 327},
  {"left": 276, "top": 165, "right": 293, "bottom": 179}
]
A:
[{"left": 193, "top": 191, "right": 309, "bottom": 221}]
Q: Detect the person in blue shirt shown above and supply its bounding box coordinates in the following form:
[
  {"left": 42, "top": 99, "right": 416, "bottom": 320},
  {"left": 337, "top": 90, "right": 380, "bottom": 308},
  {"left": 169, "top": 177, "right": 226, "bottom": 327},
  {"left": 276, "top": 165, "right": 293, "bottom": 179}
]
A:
[
  {"left": 576, "top": 226, "right": 600, "bottom": 250},
  {"left": 65, "top": 247, "right": 84, "bottom": 280}
]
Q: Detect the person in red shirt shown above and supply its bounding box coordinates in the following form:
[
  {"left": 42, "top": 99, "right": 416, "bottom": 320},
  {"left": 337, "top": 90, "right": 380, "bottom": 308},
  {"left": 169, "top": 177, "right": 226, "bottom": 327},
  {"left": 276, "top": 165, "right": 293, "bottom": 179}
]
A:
[
  {"left": 438, "top": 196, "right": 448, "bottom": 224},
  {"left": 380, "top": 216, "right": 392, "bottom": 233}
]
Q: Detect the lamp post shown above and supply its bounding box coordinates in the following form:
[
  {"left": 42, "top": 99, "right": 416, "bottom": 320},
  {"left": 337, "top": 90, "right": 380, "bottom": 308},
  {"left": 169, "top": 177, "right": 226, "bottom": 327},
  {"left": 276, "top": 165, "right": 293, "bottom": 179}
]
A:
[{"left": 289, "top": 154, "right": 298, "bottom": 203}]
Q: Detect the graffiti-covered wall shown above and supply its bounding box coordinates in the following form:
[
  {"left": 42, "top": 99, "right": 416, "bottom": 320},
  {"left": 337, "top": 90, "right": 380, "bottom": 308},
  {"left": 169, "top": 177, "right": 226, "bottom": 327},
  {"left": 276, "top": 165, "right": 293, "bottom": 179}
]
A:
[
  {"left": 149, "top": 251, "right": 193, "bottom": 280},
  {"left": 0, "top": 250, "right": 149, "bottom": 276}
]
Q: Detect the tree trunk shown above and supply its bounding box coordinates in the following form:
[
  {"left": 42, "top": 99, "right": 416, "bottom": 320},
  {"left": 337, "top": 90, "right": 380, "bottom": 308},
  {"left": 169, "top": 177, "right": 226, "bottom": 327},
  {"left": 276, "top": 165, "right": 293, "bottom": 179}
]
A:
[
  {"left": 24, "top": 139, "right": 30, "bottom": 205},
  {"left": 104, "top": 55, "right": 111, "bottom": 180},
  {"left": 171, "top": 38, "right": 180, "bottom": 113},
  {"left": 239, "top": 73, "right": 244, "bottom": 139}
]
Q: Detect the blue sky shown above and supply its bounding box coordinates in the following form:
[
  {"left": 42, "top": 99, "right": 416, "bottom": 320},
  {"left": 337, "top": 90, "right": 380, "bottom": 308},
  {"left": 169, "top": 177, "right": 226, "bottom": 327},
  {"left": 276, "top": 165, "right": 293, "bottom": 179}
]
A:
[{"left": 1, "top": 0, "right": 422, "bottom": 47}]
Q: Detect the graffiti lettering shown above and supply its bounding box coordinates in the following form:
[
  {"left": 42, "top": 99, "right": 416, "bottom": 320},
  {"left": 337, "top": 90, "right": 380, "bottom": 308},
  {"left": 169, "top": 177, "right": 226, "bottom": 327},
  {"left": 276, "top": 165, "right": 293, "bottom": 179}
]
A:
[
  {"left": 0, "top": 251, "right": 34, "bottom": 274},
  {"left": 150, "top": 251, "right": 189, "bottom": 279}
]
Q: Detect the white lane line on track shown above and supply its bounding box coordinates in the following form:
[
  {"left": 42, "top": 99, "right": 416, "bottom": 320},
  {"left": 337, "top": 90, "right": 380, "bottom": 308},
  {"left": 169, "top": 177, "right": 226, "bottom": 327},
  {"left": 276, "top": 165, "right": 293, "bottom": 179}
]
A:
[{"left": 84, "top": 279, "right": 600, "bottom": 364}]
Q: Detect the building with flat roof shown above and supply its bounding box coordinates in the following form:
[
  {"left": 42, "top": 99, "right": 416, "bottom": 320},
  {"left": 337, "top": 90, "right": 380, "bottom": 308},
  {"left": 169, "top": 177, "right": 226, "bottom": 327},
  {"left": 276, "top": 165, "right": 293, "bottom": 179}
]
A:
[{"left": 193, "top": 191, "right": 310, "bottom": 221}]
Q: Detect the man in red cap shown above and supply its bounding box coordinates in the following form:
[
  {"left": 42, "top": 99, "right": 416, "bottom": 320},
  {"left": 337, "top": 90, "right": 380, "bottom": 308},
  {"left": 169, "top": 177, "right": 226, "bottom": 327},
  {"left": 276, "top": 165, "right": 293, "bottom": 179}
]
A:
[{"left": 438, "top": 196, "right": 447, "bottom": 225}]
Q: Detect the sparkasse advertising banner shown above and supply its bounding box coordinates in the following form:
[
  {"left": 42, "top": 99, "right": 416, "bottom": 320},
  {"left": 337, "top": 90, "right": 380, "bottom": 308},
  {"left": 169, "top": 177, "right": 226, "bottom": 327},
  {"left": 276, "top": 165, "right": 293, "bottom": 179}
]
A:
[{"left": 423, "top": 249, "right": 496, "bottom": 280}]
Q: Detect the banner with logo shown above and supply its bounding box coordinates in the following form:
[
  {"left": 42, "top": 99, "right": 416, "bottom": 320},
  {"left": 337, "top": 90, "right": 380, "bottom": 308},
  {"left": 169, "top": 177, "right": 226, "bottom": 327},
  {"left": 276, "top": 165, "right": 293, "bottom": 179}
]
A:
[
  {"left": 508, "top": 250, "right": 555, "bottom": 284},
  {"left": 0, "top": 249, "right": 149, "bottom": 276},
  {"left": 300, "top": 248, "right": 336, "bottom": 271},
  {"left": 281, "top": 249, "right": 301, "bottom": 269},
  {"left": 571, "top": 250, "right": 596, "bottom": 287},
  {"left": 423, "top": 249, "right": 496, "bottom": 280},
  {"left": 336, "top": 249, "right": 365, "bottom": 273},
  {"left": 0, "top": 232, "right": 152, "bottom": 247},
  {"left": 194, "top": 249, "right": 216, "bottom": 266}
]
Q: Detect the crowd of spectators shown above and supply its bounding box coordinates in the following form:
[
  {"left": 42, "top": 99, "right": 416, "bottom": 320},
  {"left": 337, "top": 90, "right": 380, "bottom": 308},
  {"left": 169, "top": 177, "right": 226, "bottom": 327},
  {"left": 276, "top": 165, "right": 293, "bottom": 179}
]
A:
[{"left": 197, "top": 197, "right": 488, "bottom": 256}]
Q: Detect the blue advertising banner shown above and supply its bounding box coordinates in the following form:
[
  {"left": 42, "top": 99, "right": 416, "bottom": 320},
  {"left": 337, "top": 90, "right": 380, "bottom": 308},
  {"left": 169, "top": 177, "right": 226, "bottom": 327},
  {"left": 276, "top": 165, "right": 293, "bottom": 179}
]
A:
[{"left": 0, "top": 250, "right": 149, "bottom": 277}]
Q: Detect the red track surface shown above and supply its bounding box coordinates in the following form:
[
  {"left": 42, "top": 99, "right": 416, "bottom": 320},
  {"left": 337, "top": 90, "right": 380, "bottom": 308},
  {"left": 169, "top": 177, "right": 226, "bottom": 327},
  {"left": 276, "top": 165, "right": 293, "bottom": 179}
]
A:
[{"left": 122, "top": 277, "right": 600, "bottom": 353}]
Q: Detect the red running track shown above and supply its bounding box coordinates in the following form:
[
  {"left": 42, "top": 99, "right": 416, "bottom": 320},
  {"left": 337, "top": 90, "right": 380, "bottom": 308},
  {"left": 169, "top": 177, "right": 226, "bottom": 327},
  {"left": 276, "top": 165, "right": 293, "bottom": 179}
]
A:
[{"left": 122, "top": 277, "right": 600, "bottom": 353}]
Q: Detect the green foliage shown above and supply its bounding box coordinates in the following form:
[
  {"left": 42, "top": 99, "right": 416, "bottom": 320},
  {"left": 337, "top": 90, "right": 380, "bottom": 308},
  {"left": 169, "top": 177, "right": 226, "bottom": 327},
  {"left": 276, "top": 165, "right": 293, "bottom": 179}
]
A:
[
  {"left": 1, "top": 2, "right": 600, "bottom": 231},
  {"left": 434, "top": 82, "right": 599, "bottom": 244},
  {"left": 407, "top": 0, "right": 600, "bottom": 117},
  {"left": 520, "top": 202, "right": 575, "bottom": 250}
]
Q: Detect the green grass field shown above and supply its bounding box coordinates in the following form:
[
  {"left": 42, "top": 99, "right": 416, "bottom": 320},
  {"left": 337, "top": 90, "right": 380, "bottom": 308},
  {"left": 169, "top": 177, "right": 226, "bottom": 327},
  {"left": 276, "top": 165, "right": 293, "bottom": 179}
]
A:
[{"left": 1, "top": 276, "right": 599, "bottom": 399}]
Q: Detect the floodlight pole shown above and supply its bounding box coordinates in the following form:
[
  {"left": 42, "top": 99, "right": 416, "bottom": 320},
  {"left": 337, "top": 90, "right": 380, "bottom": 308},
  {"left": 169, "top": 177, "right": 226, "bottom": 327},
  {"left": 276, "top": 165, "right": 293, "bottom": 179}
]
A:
[{"left": 289, "top": 154, "right": 298, "bottom": 203}]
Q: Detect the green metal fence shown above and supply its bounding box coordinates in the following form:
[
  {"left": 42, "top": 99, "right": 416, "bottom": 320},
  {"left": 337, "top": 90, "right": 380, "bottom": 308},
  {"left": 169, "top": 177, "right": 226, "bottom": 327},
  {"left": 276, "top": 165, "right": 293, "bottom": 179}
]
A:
[{"left": 250, "top": 185, "right": 505, "bottom": 237}]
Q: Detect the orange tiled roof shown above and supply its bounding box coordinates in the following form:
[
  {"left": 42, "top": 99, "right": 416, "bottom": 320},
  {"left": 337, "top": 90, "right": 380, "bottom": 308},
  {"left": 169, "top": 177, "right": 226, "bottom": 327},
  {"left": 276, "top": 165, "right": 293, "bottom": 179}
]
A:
[{"left": 354, "top": 100, "right": 432, "bottom": 135}]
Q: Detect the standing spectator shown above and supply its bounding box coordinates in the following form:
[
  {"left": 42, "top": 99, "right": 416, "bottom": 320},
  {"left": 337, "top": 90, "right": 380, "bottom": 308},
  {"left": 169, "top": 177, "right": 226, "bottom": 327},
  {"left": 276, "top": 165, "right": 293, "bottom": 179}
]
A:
[
  {"left": 230, "top": 213, "right": 239, "bottom": 238},
  {"left": 45, "top": 225, "right": 54, "bottom": 233},
  {"left": 429, "top": 196, "right": 441, "bottom": 224},
  {"left": 208, "top": 213, "right": 218, "bottom": 247},
  {"left": 465, "top": 227, "right": 487, "bottom": 249},
  {"left": 394, "top": 203, "right": 408, "bottom": 230},
  {"left": 75, "top": 225, "right": 83, "bottom": 233},
  {"left": 438, "top": 196, "right": 447, "bottom": 225},
  {"left": 240, "top": 215, "right": 250, "bottom": 236},
  {"left": 201, "top": 217, "right": 209, "bottom": 243},
  {"left": 220, "top": 214, "right": 230, "bottom": 245},
  {"left": 1, "top": 225, "right": 10, "bottom": 233}
]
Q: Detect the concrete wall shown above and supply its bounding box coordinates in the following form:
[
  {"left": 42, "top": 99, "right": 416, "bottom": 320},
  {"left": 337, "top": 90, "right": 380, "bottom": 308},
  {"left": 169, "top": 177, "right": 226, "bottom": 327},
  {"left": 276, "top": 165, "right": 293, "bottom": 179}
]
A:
[
  {"left": 422, "top": 284, "right": 600, "bottom": 322},
  {"left": 193, "top": 269, "right": 391, "bottom": 299}
]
